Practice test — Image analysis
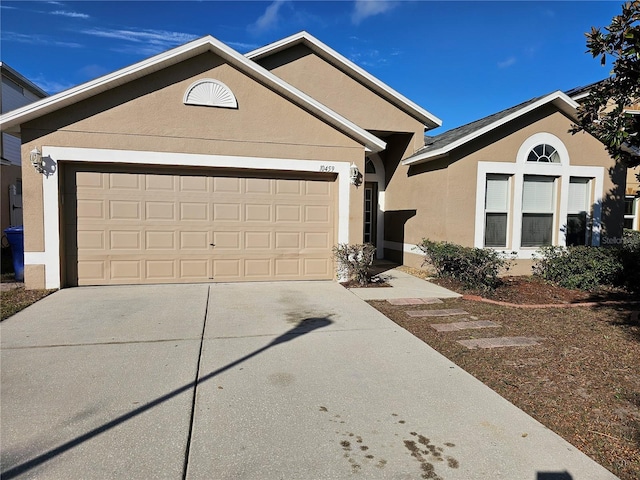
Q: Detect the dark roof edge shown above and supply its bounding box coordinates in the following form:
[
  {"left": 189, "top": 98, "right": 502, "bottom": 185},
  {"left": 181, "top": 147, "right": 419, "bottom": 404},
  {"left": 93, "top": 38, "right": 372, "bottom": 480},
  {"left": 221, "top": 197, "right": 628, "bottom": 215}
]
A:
[{"left": 0, "top": 62, "right": 48, "bottom": 98}]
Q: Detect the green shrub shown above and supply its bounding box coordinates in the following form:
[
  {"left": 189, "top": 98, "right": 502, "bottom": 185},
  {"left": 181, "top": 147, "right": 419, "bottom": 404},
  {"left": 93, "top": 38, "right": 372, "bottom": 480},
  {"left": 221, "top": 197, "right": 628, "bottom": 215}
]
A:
[
  {"left": 333, "top": 243, "right": 376, "bottom": 285},
  {"left": 416, "top": 239, "right": 513, "bottom": 291},
  {"left": 620, "top": 232, "right": 640, "bottom": 293},
  {"left": 623, "top": 229, "right": 640, "bottom": 253},
  {"left": 533, "top": 246, "right": 623, "bottom": 291}
]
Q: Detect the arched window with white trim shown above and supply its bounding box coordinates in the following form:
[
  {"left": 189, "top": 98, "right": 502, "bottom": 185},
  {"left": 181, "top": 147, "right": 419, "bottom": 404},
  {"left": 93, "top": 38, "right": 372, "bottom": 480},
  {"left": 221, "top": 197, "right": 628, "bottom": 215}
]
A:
[{"left": 475, "top": 132, "right": 605, "bottom": 257}]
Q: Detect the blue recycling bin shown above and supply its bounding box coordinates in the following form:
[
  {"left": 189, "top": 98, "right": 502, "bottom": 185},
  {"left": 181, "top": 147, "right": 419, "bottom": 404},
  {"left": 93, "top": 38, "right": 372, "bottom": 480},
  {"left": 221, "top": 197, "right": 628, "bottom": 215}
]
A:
[{"left": 4, "top": 226, "right": 24, "bottom": 282}]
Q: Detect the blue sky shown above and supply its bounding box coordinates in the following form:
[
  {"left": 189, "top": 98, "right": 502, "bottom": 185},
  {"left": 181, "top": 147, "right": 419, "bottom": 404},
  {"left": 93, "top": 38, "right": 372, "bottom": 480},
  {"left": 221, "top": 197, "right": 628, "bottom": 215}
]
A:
[{"left": 0, "top": 1, "right": 623, "bottom": 133}]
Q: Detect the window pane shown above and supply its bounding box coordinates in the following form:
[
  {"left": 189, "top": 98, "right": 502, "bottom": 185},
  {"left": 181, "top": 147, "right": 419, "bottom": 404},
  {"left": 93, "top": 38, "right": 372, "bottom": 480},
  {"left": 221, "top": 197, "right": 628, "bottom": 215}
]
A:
[
  {"left": 523, "top": 176, "right": 555, "bottom": 212},
  {"left": 522, "top": 213, "right": 553, "bottom": 247},
  {"left": 568, "top": 178, "right": 590, "bottom": 214},
  {"left": 365, "top": 159, "right": 376, "bottom": 174},
  {"left": 485, "top": 175, "right": 509, "bottom": 211},
  {"left": 566, "top": 213, "right": 587, "bottom": 246},
  {"left": 624, "top": 218, "right": 634, "bottom": 229},
  {"left": 485, "top": 213, "right": 507, "bottom": 247},
  {"left": 624, "top": 197, "right": 635, "bottom": 215}
]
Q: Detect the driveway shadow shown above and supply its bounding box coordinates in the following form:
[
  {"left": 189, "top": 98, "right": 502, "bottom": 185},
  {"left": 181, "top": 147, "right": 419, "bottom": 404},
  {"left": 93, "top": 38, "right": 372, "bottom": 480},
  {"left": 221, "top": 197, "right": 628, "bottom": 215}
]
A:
[{"left": 1, "top": 316, "right": 333, "bottom": 479}]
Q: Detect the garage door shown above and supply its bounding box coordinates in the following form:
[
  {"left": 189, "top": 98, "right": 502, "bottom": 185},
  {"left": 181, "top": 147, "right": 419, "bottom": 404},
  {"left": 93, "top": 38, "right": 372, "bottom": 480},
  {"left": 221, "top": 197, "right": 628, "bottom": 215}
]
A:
[{"left": 64, "top": 165, "right": 336, "bottom": 286}]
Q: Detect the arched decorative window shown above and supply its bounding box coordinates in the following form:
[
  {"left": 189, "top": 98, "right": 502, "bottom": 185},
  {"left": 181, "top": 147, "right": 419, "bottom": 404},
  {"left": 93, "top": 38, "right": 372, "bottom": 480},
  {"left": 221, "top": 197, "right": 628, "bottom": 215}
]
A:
[
  {"left": 476, "top": 132, "right": 604, "bottom": 255},
  {"left": 365, "top": 158, "right": 376, "bottom": 174},
  {"left": 183, "top": 79, "right": 238, "bottom": 109},
  {"left": 527, "top": 144, "right": 560, "bottom": 163}
]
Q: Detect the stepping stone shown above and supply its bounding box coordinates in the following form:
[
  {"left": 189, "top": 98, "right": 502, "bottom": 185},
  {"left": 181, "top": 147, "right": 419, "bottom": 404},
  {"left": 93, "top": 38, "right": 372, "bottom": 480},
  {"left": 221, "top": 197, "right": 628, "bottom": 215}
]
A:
[
  {"left": 457, "top": 337, "right": 543, "bottom": 349},
  {"left": 406, "top": 308, "right": 469, "bottom": 317},
  {"left": 387, "top": 298, "right": 443, "bottom": 306},
  {"left": 431, "top": 320, "right": 501, "bottom": 332}
]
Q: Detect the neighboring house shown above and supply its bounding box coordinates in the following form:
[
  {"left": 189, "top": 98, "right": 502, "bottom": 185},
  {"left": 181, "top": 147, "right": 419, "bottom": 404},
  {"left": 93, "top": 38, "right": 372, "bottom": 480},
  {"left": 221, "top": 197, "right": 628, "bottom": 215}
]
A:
[
  {"left": 0, "top": 32, "right": 625, "bottom": 289},
  {"left": 567, "top": 81, "right": 640, "bottom": 232},
  {"left": 626, "top": 166, "right": 639, "bottom": 230},
  {"left": 0, "top": 62, "right": 47, "bottom": 233}
]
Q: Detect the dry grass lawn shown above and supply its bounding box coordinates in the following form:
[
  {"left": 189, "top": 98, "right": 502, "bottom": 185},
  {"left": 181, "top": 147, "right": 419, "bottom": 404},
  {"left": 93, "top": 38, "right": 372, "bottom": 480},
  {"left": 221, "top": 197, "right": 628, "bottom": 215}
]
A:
[{"left": 368, "top": 272, "right": 639, "bottom": 480}]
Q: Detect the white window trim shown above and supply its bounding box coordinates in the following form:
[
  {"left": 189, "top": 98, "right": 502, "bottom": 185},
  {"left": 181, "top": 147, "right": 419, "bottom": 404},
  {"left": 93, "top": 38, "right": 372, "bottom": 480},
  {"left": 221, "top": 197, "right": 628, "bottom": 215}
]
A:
[
  {"left": 483, "top": 174, "right": 511, "bottom": 248},
  {"left": 625, "top": 195, "right": 639, "bottom": 230},
  {"left": 31, "top": 146, "right": 354, "bottom": 289},
  {"left": 474, "top": 133, "right": 605, "bottom": 259}
]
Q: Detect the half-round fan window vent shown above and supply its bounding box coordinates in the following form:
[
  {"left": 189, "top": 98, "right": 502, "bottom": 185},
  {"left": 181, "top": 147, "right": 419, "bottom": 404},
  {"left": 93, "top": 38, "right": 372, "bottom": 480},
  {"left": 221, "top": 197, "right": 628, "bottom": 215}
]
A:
[{"left": 183, "top": 79, "right": 238, "bottom": 109}]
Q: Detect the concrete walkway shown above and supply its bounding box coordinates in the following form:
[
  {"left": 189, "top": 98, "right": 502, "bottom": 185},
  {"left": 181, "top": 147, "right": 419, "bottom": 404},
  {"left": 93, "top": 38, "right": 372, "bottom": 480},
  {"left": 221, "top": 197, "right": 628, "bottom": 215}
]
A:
[
  {"left": 1, "top": 282, "right": 618, "bottom": 479},
  {"left": 348, "top": 267, "right": 461, "bottom": 300}
]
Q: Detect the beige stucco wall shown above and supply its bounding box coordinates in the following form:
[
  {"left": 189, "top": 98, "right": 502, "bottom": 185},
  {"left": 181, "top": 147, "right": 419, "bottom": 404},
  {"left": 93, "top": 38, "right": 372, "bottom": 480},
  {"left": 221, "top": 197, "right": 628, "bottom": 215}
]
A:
[
  {"left": 627, "top": 165, "right": 639, "bottom": 196},
  {"left": 20, "top": 51, "right": 368, "bottom": 288},
  {"left": 255, "top": 44, "right": 425, "bottom": 153},
  {"left": 384, "top": 107, "right": 623, "bottom": 265}
]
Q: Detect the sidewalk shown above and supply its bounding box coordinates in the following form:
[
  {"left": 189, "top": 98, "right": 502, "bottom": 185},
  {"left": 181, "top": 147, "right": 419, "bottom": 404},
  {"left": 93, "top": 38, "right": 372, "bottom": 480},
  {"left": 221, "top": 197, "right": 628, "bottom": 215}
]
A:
[{"left": 348, "top": 266, "right": 461, "bottom": 300}]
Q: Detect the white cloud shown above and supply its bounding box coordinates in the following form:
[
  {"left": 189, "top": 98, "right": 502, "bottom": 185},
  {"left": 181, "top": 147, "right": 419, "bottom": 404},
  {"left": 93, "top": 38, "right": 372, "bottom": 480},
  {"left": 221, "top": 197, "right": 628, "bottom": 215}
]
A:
[
  {"left": 29, "top": 75, "right": 76, "bottom": 95},
  {"left": 78, "top": 64, "right": 110, "bottom": 80},
  {"left": 82, "top": 28, "right": 196, "bottom": 44},
  {"left": 51, "top": 10, "right": 89, "bottom": 19},
  {"left": 1, "top": 5, "right": 17, "bottom": 10},
  {"left": 498, "top": 56, "right": 517, "bottom": 69},
  {"left": 81, "top": 28, "right": 199, "bottom": 55},
  {"left": 349, "top": 49, "right": 389, "bottom": 69},
  {"left": 249, "top": 0, "right": 288, "bottom": 34},
  {"left": 352, "top": 0, "right": 398, "bottom": 25},
  {"left": 2, "top": 31, "right": 82, "bottom": 48},
  {"left": 225, "top": 40, "right": 260, "bottom": 51}
]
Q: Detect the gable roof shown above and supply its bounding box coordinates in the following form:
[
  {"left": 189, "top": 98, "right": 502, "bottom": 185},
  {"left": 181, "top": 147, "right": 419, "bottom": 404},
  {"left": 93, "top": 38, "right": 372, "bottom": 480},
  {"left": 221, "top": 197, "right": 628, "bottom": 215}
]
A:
[
  {"left": 0, "top": 62, "right": 48, "bottom": 99},
  {"left": 564, "top": 79, "right": 605, "bottom": 101},
  {"left": 402, "top": 91, "right": 579, "bottom": 166},
  {"left": 0, "top": 35, "right": 385, "bottom": 153},
  {"left": 246, "top": 31, "right": 442, "bottom": 130}
]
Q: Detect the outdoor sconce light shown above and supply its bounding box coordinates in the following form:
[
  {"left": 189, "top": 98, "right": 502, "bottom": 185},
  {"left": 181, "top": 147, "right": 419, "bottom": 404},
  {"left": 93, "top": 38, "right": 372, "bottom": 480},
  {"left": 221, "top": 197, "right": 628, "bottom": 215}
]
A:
[
  {"left": 30, "top": 147, "right": 45, "bottom": 174},
  {"left": 350, "top": 163, "right": 361, "bottom": 186}
]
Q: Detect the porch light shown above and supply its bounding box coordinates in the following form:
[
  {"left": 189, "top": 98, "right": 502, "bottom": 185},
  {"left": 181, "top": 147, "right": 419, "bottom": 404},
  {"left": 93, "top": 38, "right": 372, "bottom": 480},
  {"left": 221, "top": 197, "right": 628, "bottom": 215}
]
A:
[
  {"left": 30, "top": 147, "right": 45, "bottom": 174},
  {"left": 350, "top": 163, "right": 361, "bottom": 186}
]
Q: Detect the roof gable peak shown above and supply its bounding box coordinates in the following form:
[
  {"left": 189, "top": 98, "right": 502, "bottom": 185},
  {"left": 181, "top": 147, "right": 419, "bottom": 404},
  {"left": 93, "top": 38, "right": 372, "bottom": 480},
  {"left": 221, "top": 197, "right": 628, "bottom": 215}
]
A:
[
  {"left": 0, "top": 34, "right": 385, "bottom": 152},
  {"left": 247, "top": 32, "right": 442, "bottom": 130},
  {"left": 403, "top": 91, "right": 578, "bottom": 166}
]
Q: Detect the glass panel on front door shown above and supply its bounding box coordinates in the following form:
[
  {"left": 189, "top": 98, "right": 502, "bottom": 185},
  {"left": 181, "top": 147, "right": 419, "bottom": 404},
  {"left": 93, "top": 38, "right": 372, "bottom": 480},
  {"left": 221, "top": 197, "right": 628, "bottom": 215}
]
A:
[{"left": 364, "top": 183, "right": 377, "bottom": 245}]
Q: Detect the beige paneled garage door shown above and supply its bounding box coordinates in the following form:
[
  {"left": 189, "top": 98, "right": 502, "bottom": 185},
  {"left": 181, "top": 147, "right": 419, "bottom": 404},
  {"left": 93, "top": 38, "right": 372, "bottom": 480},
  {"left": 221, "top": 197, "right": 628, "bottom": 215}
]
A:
[{"left": 64, "top": 165, "right": 336, "bottom": 285}]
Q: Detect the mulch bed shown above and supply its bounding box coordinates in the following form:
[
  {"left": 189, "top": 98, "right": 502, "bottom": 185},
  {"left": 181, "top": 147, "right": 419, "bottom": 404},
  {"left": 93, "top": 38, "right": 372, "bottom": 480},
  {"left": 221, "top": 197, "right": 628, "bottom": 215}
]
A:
[{"left": 368, "top": 273, "right": 640, "bottom": 480}]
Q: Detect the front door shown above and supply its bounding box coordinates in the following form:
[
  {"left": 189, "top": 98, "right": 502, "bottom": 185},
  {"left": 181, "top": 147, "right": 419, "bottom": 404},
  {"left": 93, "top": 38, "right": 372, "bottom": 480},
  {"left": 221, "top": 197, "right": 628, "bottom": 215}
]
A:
[
  {"left": 9, "top": 181, "right": 22, "bottom": 226},
  {"left": 363, "top": 182, "right": 377, "bottom": 247}
]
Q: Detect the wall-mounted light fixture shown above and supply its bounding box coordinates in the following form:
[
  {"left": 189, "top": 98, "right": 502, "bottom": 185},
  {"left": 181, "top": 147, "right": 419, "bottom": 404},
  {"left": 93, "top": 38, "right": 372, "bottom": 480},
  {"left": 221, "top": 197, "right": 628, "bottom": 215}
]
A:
[
  {"left": 30, "top": 147, "right": 45, "bottom": 174},
  {"left": 350, "top": 163, "right": 361, "bottom": 186}
]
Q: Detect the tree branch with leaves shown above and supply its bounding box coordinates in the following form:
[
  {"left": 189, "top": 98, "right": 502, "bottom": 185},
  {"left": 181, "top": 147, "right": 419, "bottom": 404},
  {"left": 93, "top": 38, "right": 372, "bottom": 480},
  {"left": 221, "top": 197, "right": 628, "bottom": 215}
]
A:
[{"left": 571, "top": 1, "right": 640, "bottom": 167}]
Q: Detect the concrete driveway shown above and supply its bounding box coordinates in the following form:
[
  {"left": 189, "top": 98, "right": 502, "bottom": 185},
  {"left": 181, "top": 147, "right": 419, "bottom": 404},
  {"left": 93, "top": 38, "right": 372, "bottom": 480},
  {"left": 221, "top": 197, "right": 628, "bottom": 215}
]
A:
[{"left": 1, "top": 282, "right": 618, "bottom": 479}]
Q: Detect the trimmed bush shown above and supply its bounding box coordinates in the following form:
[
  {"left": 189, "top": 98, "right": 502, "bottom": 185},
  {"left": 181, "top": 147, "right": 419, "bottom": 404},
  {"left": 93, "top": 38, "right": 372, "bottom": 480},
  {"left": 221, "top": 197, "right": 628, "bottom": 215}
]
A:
[
  {"left": 533, "top": 246, "right": 623, "bottom": 291},
  {"left": 416, "top": 239, "right": 513, "bottom": 291},
  {"left": 333, "top": 243, "right": 376, "bottom": 285}
]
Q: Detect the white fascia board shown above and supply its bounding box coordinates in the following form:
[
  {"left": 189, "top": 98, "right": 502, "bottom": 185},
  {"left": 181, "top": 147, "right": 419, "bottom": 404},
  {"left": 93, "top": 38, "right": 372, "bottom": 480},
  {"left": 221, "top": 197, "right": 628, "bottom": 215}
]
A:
[
  {"left": 570, "top": 91, "right": 590, "bottom": 102},
  {"left": 0, "top": 38, "right": 212, "bottom": 131},
  {"left": 402, "top": 91, "right": 579, "bottom": 166},
  {"left": 246, "top": 31, "right": 442, "bottom": 130},
  {"left": 0, "top": 35, "right": 386, "bottom": 153}
]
